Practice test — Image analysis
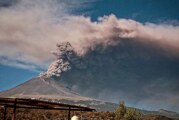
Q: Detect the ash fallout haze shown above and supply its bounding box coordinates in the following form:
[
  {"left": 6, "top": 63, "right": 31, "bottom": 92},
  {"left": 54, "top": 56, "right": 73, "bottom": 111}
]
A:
[{"left": 0, "top": 0, "right": 179, "bottom": 112}]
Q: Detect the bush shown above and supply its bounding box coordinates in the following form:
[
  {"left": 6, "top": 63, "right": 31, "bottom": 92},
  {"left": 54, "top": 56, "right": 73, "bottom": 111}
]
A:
[
  {"left": 115, "top": 101, "right": 126, "bottom": 120},
  {"left": 115, "top": 101, "right": 143, "bottom": 120},
  {"left": 124, "top": 108, "right": 142, "bottom": 120}
]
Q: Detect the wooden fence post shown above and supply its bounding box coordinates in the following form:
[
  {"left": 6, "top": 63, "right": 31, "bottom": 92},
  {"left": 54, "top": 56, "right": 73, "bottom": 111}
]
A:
[
  {"left": 12, "top": 99, "right": 17, "bottom": 120},
  {"left": 68, "top": 107, "right": 71, "bottom": 120}
]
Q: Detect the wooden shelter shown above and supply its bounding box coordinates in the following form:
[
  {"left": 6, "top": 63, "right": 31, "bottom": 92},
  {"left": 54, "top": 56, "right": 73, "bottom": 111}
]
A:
[{"left": 0, "top": 97, "right": 95, "bottom": 120}]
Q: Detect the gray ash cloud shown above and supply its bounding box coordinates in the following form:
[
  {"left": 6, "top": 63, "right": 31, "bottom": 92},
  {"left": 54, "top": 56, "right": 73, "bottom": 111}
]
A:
[
  {"left": 40, "top": 42, "right": 87, "bottom": 78},
  {"left": 44, "top": 41, "right": 179, "bottom": 112}
]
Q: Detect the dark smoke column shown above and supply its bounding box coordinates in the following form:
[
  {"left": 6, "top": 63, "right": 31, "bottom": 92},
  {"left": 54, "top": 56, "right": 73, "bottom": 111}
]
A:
[{"left": 40, "top": 42, "right": 75, "bottom": 78}]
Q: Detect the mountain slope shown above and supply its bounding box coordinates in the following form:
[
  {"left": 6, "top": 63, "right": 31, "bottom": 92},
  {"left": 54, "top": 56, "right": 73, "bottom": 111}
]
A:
[
  {"left": 0, "top": 77, "right": 114, "bottom": 111},
  {"left": 0, "top": 77, "right": 92, "bottom": 101}
]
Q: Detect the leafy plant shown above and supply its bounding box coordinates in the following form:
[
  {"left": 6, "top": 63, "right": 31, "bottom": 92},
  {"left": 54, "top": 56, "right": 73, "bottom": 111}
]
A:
[{"left": 115, "top": 101, "right": 143, "bottom": 120}]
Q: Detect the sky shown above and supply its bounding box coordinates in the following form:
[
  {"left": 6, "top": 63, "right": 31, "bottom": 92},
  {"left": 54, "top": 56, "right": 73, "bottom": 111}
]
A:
[{"left": 0, "top": 0, "right": 179, "bottom": 112}]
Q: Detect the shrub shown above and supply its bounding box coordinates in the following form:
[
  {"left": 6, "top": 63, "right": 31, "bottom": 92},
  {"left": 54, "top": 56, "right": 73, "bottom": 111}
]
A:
[
  {"left": 115, "top": 101, "right": 143, "bottom": 120},
  {"left": 115, "top": 101, "right": 126, "bottom": 120},
  {"left": 124, "top": 108, "right": 143, "bottom": 120}
]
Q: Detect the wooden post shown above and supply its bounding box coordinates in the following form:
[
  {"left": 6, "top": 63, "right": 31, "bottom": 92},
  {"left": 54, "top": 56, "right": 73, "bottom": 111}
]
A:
[
  {"left": 68, "top": 107, "right": 71, "bottom": 120},
  {"left": 12, "top": 99, "right": 17, "bottom": 120},
  {"left": 3, "top": 106, "right": 7, "bottom": 120}
]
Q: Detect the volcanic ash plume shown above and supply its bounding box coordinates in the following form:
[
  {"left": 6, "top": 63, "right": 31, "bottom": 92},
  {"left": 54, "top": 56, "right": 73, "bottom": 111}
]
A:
[
  {"left": 40, "top": 15, "right": 179, "bottom": 77},
  {"left": 63, "top": 15, "right": 179, "bottom": 56},
  {"left": 40, "top": 42, "right": 85, "bottom": 77},
  {"left": 40, "top": 42, "right": 74, "bottom": 77}
]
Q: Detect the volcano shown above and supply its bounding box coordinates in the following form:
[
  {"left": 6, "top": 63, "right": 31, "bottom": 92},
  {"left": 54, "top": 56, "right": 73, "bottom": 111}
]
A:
[
  {"left": 0, "top": 77, "right": 92, "bottom": 101},
  {"left": 0, "top": 76, "right": 117, "bottom": 111},
  {"left": 1, "top": 77, "right": 179, "bottom": 119}
]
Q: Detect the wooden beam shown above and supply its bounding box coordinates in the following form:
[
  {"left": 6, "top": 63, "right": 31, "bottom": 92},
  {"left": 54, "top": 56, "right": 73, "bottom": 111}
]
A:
[
  {"left": 12, "top": 99, "right": 17, "bottom": 120},
  {"left": 5, "top": 105, "right": 92, "bottom": 111}
]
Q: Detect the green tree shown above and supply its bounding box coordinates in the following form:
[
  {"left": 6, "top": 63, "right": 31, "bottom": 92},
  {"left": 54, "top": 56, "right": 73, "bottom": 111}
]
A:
[
  {"left": 115, "top": 101, "right": 143, "bottom": 120},
  {"left": 124, "top": 108, "right": 143, "bottom": 120},
  {"left": 115, "top": 101, "right": 127, "bottom": 120}
]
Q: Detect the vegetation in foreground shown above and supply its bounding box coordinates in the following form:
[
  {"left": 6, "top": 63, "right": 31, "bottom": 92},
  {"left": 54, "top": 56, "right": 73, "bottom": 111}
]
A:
[
  {"left": 0, "top": 102, "right": 178, "bottom": 120},
  {"left": 114, "top": 101, "right": 142, "bottom": 120}
]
